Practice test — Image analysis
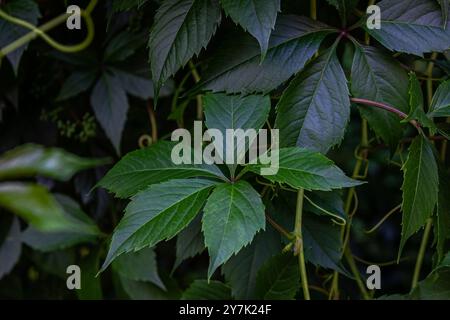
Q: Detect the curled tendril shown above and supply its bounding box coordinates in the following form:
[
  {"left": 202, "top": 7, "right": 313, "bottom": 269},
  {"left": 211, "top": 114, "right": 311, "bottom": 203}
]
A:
[{"left": 0, "top": 0, "right": 97, "bottom": 63}]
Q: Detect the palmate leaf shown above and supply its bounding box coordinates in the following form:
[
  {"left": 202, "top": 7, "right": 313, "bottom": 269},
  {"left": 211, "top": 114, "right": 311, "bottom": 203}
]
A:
[
  {"left": 366, "top": 0, "right": 450, "bottom": 56},
  {"left": 275, "top": 47, "right": 350, "bottom": 153},
  {"left": 97, "top": 141, "right": 226, "bottom": 198},
  {"left": 220, "top": 0, "right": 280, "bottom": 58},
  {"left": 203, "top": 180, "right": 265, "bottom": 278},
  {"left": 247, "top": 148, "right": 362, "bottom": 191},
  {"left": 222, "top": 228, "right": 281, "bottom": 299},
  {"left": 56, "top": 70, "right": 97, "bottom": 101},
  {"left": 404, "top": 73, "right": 436, "bottom": 131},
  {"left": 173, "top": 215, "right": 205, "bottom": 271},
  {"left": 428, "top": 80, "right": 450, "bottom": 117},
  {"left": 181, "top": 280, "right": 232, "bottom": 300},
  {"left": 100, "top": 179, "right": 217, "bottom": 271},
  {"left": 255, "top": 253, "right": 299, "bottom": 300},
  {"left": 0, "top": 144, "right": 108, "bottom": 181},
  {"left": 0, "top": 217, "right": 21, "bottom": 280},
  {"left": 148, "top": 0, "right": 221, "bottom": 100},
  {"left": 194, "top": 15, "right": 334, "bottom": 94},
  {"left": 435, "top": 166, "right": 450, "bottom": 261},
  {"left": 351, "top": 45, "right": 410, "bottom": 147},
  {"left": 400, "top": 135, "right": 439, "bottom": 256}
]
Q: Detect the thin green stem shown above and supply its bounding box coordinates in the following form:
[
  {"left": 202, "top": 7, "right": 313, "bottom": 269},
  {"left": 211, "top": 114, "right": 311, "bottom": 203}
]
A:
[
  {"left": 310, "top": 0, "right": 317, "bottom": 20},
  {"left": 411, "top": 218, "right": 433, "bottom": 289},
  {"left": 188, "top": 61, "right": 203, "bottom": 120},
  {"left": 426, "top": 53, "right": 438, "bottom": 109},
  {"left": 295, "top": 188, "right": 310, "bottom": 300},
  {"left": 344, "top": 248, "right": 371, "bottom": 300}
]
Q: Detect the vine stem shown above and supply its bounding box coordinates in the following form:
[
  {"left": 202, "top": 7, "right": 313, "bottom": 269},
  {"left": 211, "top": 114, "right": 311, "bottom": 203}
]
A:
[
  {"left": 411, "top": 218, "right": 433, "bottom": 289},
  {"left": 147, "top": 100, "right": 158, "bottom": 143},
  {"left": 188, "top": 61, "right": 203, "bottom": 120},
  {"left": 310, "top": 0, "right": 317, "bottom": 20},
  {"left": 294, "top": 188, "right": 311, "bottom": 300},
  {"left": 344, "top": 249, "right": 370, "bottom": 300}
]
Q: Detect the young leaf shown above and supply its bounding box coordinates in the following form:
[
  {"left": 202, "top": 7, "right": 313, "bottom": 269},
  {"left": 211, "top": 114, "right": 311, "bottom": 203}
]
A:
[
  {"left": 101, "top": 179, "right": 217, "bottom": 271},
  {"left": 203, "top": 180, "right": 265, "bottom": 277},
  {"left": 193, "top": 15, "right": 333, "bottom": 94},
  {"left": 247, "top": 148, "right": 362, "bottom": 191},
  {"left": 148, "top": 0, "right": 221, "bottom": 100},
  {"left": 0, "top": 0, "right": 41, "bottom": 74},
  {"left": 112, "top": 247, "right": 165, "bottom": 289},
  {"left": 0, "top": 144, "right": 108, "bottom": 181},
  {"left": 275, "top": 47, "right": 350, "bottom": 153},
  {"left": 400, "top": 135, "right": 439, "bottom": 256},
  {"left": 90, "top": 72, "right": 129, "bottom": 155},
  {"left": 97, "top": 141, "right": 227, "bottom": 198},
  {"left": 173, "top": 215, "right": 205, "bottom": 271},
  {"left": 220, "top": 0, "right": 280, "bottom": 58},
  {"left": 203, "top": 93, "right": 271, "bottom": 176},
  {"left": 0, "top": 217, "right": 21, "bottom": 280},
  {"left": 222, "top": 228, "right": 281, "bottom": 299},
  {"left": 181, "top": 280, "right": 232, "bottom": 300},
  {"left": 366, "top": 0, "right": 450, "bottom": 56},
  {"left": 255, "top": 254, "right": 299, "bottom": 300},
  {"left": 351, "top": 45, "right": 409, "bottom": 147},
  {"left": 428, "top": 80, "right": 450, "bottom": 117}
]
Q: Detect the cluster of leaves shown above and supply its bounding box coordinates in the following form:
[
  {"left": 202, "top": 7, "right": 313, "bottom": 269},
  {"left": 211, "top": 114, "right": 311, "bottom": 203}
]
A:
[{"left": 0, "top": 0, "right": 450, "bottom": 300}]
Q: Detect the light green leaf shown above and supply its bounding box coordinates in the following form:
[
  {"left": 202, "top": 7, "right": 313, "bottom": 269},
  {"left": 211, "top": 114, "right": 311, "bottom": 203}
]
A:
[
  {"left": 400, "top": 135, "right": 439, "bottom": 256},
  {"left": 220, "top": 0, "right": 280, "bottom": 58},
  {"left": 182, "top": 280, "right": 232, "bottom": 300},
  {"left": 203, "top": 180, "right": 265, "bottom": 277},
  {"left": 428, "top": 80, "right": 450, "bottom": 117},
  {"left": 101, "top": 179, "right": 217, "bottom": 271},
  {"left": 247, "top": 148, "right": 362, "bottom": 191},
  {"left": 275, "top": 47, "right": 350, "bottom": 153},
  {"left": 0, "top": 144, "right": 108, "bottom": 181},
  {"left": 97, "top": 141, "right": 227, "bottom": 198}
]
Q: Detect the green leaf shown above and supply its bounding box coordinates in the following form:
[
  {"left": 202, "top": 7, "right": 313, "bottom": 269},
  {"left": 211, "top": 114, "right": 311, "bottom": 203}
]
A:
[
  {"left": 97, "top": 141, "right": 226, "bottom": 198},
  {"left": 194, "top": 15, "right": 333, "bottom": 94},
  {"left": 181, "top": 280, "right": 232, "bottom": 300},
  {"left": 56, "top": 71, "right": 97, "bottom": 101},
  {"left": 366, "top": 0, "right": 450, "bottom": 56},
  {"left": 0, "top": 217, "right": 21, "bottom": 280},
  {"left": 203, "top": 180, "right": 265, "bottom": 277},
  {"left": 111, "top": 68, "right": 155, "bottom": 100},
  {"left": 0, "top": 183, "right": 94, "bottom": 233},
  {"left": 148, "top": 0, "right": 221, "bottom": 100},
  {"left": 203, "top": 93, "right": 271, "bottom": 176},
  {"left": 275, "top": 47, "right": 350, "bottom": 153},
  {"left": 255, "top": 254, "right": 299, "bottom": 300},
  {"left": 304, "top": 190, "right": 347, "bottom": 225},
  {"left": 0, "top": 144, "right": 107, "bottom": 181},
  {"left": 173, "top": 215, "right": 205, "bottom": 271},
  {"left": 101, "top": 178, "right": 217, "bottom": 271},
  {"left": 112, "top": 247, "right": 165, "bottom": 289},
  {"left": 325, "top": 0, "right": 359, "bottom": 22},
  {"left": 21, "top": 195, "right": 100, "bottom": 252},
  {"left": 400, "top": 135, "right": 439, "bottom": 256},
  {"left": 104, "top": 31, "right": 144, "bottom": 63},
  {"left": 112, "top": 0, "right": 149, "bottom": 12},
  {"left": 247, "top": 148, "right": 362, "bottom": 191},
  {"left": 77, "top": 249, "right": 103, "bottom": 300},
  {"left": 0, "top": 0, "right": 41, "bottom": 74},
  {"left": 428, "top": 80, "right": 450, "bottom": 117},
  {"left": 220, "top": 0, "right": 280, "bottom": 58},
  {"left": 222, "top": 228, "right": 281, "bottom": 299},
  {"left": 351, "top": 45, "right": 409, "bottom": 147},
  {"left": 440, "top": 0, "right": 449, "bottom": 27},
  {"left": 436, "top": 166, "right": 450, "bottom": 262}
]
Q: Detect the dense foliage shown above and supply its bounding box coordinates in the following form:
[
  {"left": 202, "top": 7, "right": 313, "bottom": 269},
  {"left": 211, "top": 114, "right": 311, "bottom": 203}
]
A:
[{"left": 0, "top": 0, "right": 450, "bottom": 300}]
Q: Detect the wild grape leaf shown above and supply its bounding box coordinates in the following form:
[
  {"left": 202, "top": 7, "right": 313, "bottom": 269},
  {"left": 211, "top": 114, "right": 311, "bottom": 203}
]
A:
[
  {"left": 194, "top": 15, "right": 334, "bottom": 94},
  {"left": 304, "top": 190, "right": 347, "bottom": 224},
  {"left": 255, "top": 254, "right": 299, "bottom": 300},
  {"left": 220, "top": 0, "right": 280, "bottom": 57},
  {"left": 112, "top": 247, "right": 165, "bottom": 289},
  {"left": 173, "top": 215, "right": 205, "bottom": 271},
  {"left": 247, "top": 148, "right": 362, "bottom": 191},
  {"left": 104, "top": 31, "right": 144, "bottom": 63},
  {"left": 366, "top": 0, "right": 450, "bottom": 56},
  {"left": 97, "top": 141, "right": 227, "bottom": 198},
  {"left": 100, "top": 179, "right": 217, "bottom": 271},
  {"left": 351, "top": 45, "right": 409, "bottom": 147},
  {"left": 0, "top": 144, "right": 107, "bottom": 181},
  {"left": 400, "top": 135, "right": 439, "bottom": 256},
  {"left": 436, "top": 166, "right": 450, "bottom": 262},
  {"left": 0, "top": 217, "right": 21, "bottom": 280},
  {"left": 275, "top": 48, "right": 350, "bottom": 153},
  {"left": 90, "top": 72, "right": 129, "bottom": 155},
  {"left": 148, "top": 0, "right": 221, "bottom": 100},
  {"left": 428, "top": 80, "right": 450, "bottom": 117},
  {"left": 222, "top": 228, "right": 281, "bottom": 299},
  {"left": 203, "top": 180, "right": 265, "bottom": 277},
  {"left": 0, "top": 0, "right": 41, "bottom": 74},
  {"left": 181, "top": 280, "right": 232, "bottom": 300},
  {"left": 118, "top": 276, "right": 176, "bottom": 300},
  {"left": 56, "top": 71, "right": 97, "bottom": 101},
  {"left": 203, "top": 93, "right": 271, "bottom": 176}
]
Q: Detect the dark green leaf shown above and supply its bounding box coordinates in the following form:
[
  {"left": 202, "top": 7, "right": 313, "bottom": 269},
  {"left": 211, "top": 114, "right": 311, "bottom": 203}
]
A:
[
  {"left": 0, "top": 217, "right": 21, "bottom": 280},
  {"left": 173, "top": 215, "right": 205, "bottom": 271},
  {"left": 105, "top": 31, "right": 144, "bottom": 63},
  {"left": 77, "top": 249, "right": 103, "bottom": 300},
  {"left": 304, "top": 190, "right": 347, "bottom": 224},
  {"left": 97, "top": 141, "right": 227, "bottom": 198},
  {"left": 203, "top": 180, "right": 265, "bottom": 277},
  {"left": 57, "top": 71, "right": 97, "bottom": 101},
  {"left": 112, "top": 0, "right": 149, "bottom": 12},
  {"left": 220, "top": 0, "right": 280, "bottom": 57},
  {"left": 275, "top": 47, "right": 350, "bottom": 152},
  {"left": 182, "top": 280, "right": 232, "bottom": 300},
  {"left": 326, "top": 0, "right": 359, "bottom": 22},
  {"left": 440, "top": 0, "right": 449, "bottom": 27},
  {"left": 436, "top": 166, "right": 450, "bottom": 262},
  {"left": 428, "top": 80, "right": 450, "bottom": 117}
]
